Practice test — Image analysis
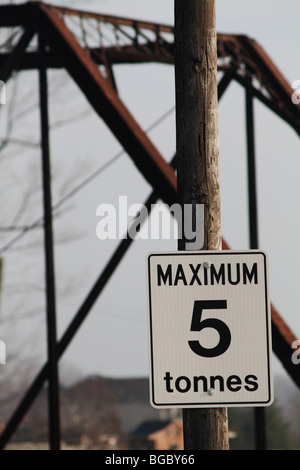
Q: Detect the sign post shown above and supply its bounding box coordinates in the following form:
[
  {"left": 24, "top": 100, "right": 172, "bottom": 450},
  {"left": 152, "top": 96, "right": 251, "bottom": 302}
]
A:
[{"left": 174, "top": 0, "right": 228, "bottom": 449}]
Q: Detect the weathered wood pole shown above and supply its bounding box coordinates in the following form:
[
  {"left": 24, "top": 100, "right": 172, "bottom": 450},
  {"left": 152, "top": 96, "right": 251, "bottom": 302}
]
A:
[{"left": 174, "top": 0, "right": 229, "bottom": 450}]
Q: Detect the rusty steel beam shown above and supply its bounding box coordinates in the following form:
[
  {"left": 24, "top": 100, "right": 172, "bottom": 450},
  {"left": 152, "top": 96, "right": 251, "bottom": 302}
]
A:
[
  {"left": 91, "top": 43, "right": 174, "bottom": 65},
  {"left": 236, "top": 36, "right": 300, "bottom": 134},
  {"left": 238, "top": 35, "right": 300, "bottom": 116},
  {"left": 233, "top": 73, "right": 300, "bottom": 135},
  {"left": 42, "top": 3, "right": 174, "bottom": 34},
  {"left": 32, "top": 3, "right": 177, "bottom": 206},
  {"left": 0, "top": 43, "right": 174, "bottom": 70}
]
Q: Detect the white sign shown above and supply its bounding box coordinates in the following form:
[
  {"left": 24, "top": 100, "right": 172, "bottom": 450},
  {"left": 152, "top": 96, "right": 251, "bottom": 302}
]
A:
[{"left": 146, "top": 250, "right": 273, "bottom": 408}]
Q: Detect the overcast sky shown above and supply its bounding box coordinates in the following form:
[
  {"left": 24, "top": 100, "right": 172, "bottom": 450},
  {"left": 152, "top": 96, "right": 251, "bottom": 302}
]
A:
[{"left": 0, "top": 0, "right": 299, "bottom": 391}]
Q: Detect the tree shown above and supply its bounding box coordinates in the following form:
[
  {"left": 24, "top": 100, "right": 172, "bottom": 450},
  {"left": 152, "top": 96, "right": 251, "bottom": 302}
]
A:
[{"left": 0, "top": 5, "right": 94, "bottom": 431}]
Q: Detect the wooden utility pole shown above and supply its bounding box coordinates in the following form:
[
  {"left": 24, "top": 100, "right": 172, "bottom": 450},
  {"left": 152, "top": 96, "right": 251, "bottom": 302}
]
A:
[{"left": 174, "top": 0, "right": 229, "bottom": 450}]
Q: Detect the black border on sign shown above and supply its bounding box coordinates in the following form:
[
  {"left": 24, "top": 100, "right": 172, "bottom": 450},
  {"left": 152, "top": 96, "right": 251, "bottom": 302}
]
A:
[{"left": 146, "top": 250, "right": 273, "bottom": 408}]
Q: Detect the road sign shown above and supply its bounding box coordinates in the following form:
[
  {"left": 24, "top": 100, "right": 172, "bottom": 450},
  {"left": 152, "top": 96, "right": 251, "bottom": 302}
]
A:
[{"left": 146, "top": 250, "right": 273, "bottom": 408}]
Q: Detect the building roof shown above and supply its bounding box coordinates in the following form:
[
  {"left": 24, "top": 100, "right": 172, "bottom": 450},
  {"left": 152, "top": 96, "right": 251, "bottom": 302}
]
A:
[{"left": 131, "top": 420, "right": 172, "bottom": 437}]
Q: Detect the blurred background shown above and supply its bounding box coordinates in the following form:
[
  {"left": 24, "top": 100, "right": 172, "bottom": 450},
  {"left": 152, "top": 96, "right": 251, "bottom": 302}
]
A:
[{"left": 0, "top": 0, "right": 299, "bottom": 450}]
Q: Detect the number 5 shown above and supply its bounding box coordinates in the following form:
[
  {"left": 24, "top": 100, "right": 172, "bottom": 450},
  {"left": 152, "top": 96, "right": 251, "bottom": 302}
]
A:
[{"left": 188, "top": 300, "right": 231, "bottom": 358}]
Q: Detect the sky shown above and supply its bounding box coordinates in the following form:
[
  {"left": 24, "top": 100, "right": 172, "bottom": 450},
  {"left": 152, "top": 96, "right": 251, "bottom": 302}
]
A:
[{"left": 0, "top": 0, "right": 299, "bottom": 394}]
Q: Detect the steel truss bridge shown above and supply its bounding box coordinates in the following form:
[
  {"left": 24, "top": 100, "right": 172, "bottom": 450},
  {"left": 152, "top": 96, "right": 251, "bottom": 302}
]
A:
[{"left": 0, "top": 1, "right": 299, "bottom": 450}]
